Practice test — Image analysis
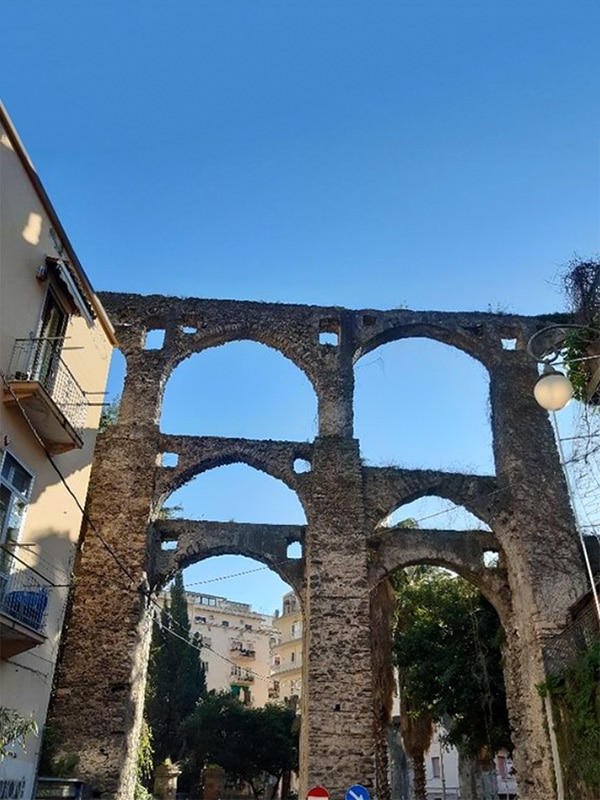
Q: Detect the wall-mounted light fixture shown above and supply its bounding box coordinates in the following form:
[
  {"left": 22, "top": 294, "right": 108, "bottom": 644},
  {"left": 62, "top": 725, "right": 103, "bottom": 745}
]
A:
[{"left": 527, "top": 324, "right": 600, "bottom": 410}]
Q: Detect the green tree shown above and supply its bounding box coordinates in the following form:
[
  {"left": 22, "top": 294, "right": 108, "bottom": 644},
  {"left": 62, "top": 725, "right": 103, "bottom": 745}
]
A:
[
  {"left": 0, "top": 708, "right": 37, "bottom": 762},
  {"left": 181, "top": 692, "right": 299, "bottom": 798},
  {"left": 392, "top": 568, "right": 511, "bottom": 798},
  {"left": 98, "top": 395, "right": 120, "bottom": 432},
  {"left": 145, "top": 572, "right": 206, "bottom": 769}
]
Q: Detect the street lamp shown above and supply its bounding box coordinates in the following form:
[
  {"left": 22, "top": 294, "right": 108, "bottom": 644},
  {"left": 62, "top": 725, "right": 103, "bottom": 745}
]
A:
[
  {"left": 527, "top": 324, "right": 585, "bottom": 410},
  {"left": 533, "top": 364, "right": 574, "bottom": 411},
  {"left": 527, "top": 324, "right": 600, "bottom": 625}
]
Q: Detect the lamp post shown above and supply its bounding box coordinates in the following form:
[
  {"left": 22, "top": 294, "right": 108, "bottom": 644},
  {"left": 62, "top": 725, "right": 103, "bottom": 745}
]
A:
[{"left": 526, "top": 324, "right": 600, "bottom": 626}]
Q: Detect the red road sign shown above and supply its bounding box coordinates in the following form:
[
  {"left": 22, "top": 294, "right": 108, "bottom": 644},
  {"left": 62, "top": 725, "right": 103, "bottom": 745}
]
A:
[{"left": 307, "top": 787, "right": 329, "bottom": 800}]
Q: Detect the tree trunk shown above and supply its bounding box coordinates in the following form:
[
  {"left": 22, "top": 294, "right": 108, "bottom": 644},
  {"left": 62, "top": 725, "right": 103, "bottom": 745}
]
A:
[
  {"left": 459, "top": 751, "right": 499, "bottom": 800},
  {"left": 370, "top": 579, "right": 396, "bottom": 800},
  {"left": 412, "top": 750, "right": 427, "bottom": 800},
  {"left": 269, "top": 774, "right": 281, "bottom": 799},
  {"left": 387, "top": 721, "right": 412, "bottom": 800}
]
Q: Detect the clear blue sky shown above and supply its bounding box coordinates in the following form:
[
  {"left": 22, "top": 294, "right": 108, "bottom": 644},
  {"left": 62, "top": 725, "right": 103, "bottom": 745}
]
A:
[{"left": 3, "top": 0, "right": 599, "bottom": 613}]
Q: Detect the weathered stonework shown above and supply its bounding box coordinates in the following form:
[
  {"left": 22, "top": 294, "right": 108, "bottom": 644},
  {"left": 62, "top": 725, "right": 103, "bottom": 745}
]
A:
[{"left": 49, "top": 294, "right": 590, "bottom": 800}]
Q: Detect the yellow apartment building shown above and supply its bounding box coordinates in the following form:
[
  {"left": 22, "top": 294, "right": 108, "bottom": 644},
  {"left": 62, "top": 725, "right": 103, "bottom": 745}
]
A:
[
  {"left": 0, "top": 102, "right": 116, "bottom": 798},
  {"left": 184, "top": 591, "right": 275, "bottom": 708},
  {"left": 270, "top": 590, "right": 302, "bottom": 706}
]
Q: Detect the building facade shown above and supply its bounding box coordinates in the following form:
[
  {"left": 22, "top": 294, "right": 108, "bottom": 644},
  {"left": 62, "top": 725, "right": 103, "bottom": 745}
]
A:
[
  {"left": 185, "top": 591, "right": 275, "bottom": 708},
  {"left": 270, "top": 590, "right": 302, "bottom": 707},
  {"left": 0, "top": 102, "right": 115, "bottom": 798}
]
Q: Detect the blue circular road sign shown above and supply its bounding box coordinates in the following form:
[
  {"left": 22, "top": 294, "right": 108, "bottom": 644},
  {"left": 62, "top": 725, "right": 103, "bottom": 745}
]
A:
[{"left": 345, "top": 785, "right": 370, "bottom": 800}]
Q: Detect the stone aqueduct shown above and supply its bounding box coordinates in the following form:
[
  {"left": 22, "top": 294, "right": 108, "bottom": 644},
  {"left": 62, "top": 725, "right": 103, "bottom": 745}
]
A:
[{"left": 50, "top": 292, "right": 589, "bottom": 800}]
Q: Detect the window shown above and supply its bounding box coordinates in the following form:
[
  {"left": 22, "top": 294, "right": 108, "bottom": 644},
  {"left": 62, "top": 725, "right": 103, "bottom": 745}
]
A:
[
  {"left": 221, "top": 620, "right": 229, "bottom": 627},
  {"left": 0, "top": 453, "right": 34, "bottom": 571},
  {"left": 431, "top": 757, "right": 441, "bottom": 779},
  {"left": 290, "top": 651, "right": 295, "bottom": 663},
  {"left": 201, "top": 660, "right": 209, "bottom": 673},
  {"left": 244, "top": 623, "right": 253, "bottom": 631}
]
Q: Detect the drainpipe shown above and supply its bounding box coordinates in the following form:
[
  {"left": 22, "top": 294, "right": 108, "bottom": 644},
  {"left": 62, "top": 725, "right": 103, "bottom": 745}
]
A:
[{"left": 543, "top": 694, "right": 565, "bottom": 800}]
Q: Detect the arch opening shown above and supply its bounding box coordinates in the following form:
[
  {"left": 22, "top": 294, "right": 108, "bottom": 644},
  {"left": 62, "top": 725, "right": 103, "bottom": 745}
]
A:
[
  {"left": 146, "top": 559, "right": 301, "bottom": 797},
  {"left": 354, "top": 338, "right": 493, "bottom": 474},
  {"left": 380, "top": 563, "right": 515, "bottom": 799},
  {"left": 160, "top": 340, "right": 317, "bottom": 440},
  {"left": 163, "top": 462, "right": 307, "bottom": 525},
  {"left": 380, "top": 496, "right": 492, "bottom": 532}
]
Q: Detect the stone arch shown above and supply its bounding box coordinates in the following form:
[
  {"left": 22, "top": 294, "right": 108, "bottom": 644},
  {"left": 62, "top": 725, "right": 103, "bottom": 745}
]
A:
[
  {"left": 368, "top": 529, "right": 511, "bottom": 626},
  {"left": 353, "top": 311, "right": 534, "bottom": 369},
  {"left": 363, "top": 466, "right": 499, "bottom": 532},
  {"left": 151, "top": 462, "right": 307, "bottom": 593},
  {"left": 368, "top": 490, "right": 510, "bottom": 618},
  {"left": 153, "top": 436, "right": 313, "bottom": 515}
]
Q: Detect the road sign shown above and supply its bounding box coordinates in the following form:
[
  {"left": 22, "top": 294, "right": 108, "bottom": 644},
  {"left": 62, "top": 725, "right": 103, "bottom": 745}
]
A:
[
  {"left": 345, "top": 785, "right": 370, "bottom": 800},
  {"left": 307, "top": 787, "right": 329, "bottom": 800}
]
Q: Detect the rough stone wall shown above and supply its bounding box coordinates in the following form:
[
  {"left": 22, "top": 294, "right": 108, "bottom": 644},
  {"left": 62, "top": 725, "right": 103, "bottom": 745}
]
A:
[{"left": 49, "top": 293, "right": 590, "bottom": 800}]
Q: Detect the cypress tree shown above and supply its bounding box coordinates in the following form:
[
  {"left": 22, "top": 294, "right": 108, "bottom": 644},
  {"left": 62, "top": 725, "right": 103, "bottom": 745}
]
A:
[{"left": 145, "top": 572, "right": 206, "bottom": 765}]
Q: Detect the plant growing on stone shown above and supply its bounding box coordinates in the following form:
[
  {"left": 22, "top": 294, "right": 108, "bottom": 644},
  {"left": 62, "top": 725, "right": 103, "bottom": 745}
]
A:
[
  {"left": 537, "top": 640, "right": 600, "bottom": 799},
  {"left": 561, "top": 258, "right": 600, "bottom": 403}
]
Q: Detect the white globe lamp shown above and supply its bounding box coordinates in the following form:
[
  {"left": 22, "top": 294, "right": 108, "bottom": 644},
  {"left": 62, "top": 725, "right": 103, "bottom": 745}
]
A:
[{"left": 533, "top": 365, "right": 574, "bottom": 411}]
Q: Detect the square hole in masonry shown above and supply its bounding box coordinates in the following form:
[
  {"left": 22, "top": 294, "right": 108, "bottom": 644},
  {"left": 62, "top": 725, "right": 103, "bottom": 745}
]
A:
[
  {"left": 293, "top": 458, "right": 312, "bottom": 474},
  {"left": 319, "top": 319, "right": 340, "bottom": 346},
  {"left": 144, "top": 329, "right": 166, "bottom": 350},
  {"left": 161, "top": 452, "right": 179, "bottom": 467}
]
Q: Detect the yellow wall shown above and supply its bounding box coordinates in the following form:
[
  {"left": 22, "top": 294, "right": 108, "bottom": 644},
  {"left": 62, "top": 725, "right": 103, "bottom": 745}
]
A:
[{"left": 0, "top": 112, "right": 114, "bottom": 796}]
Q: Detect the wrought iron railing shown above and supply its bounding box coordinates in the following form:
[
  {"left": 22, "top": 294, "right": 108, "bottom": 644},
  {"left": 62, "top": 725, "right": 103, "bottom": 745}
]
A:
[
  {"left": 7, "top": 337, "right": 88, "bottom": 433},
  {"left": 0, "top": 560, "right": 49, "bottom": 633}
]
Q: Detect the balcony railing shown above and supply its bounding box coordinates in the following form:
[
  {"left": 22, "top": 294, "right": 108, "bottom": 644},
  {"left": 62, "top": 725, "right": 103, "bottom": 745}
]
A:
[
  {"left": 230, "top": 644, "right": 256, "bottom": 659},
  {"left": 0, "top": 556, "right": 49, "bottom": 658},
  {"left": 230, "top": 669, "right": 254, "bottom": 683},
  {"left": 3, "top": 338, "right": 88, "bottom": 452},
  {"left": 7, "top": 338, "right": 88, "bottom": 432}
]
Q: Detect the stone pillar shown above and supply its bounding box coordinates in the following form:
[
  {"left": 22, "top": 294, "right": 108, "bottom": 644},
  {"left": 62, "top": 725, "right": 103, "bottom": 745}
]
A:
[
  {"left": 300, "top": 437, "right": 374, "bottom": 798},
  {"left": 315, "top": 345, "right": 355, "bottom": 437},
  {"left": 487, "top": 353, "right": 589, "bottom": 800},
  {"left": 49, "top": 355, "right": 164, "bottom": 799},
  {"left": 153, "top": 760, "right": 181, "bottom": 800}
]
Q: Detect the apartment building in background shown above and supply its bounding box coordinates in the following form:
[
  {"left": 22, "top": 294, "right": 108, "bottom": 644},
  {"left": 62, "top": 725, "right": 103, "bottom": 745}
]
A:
[
  {"left": 270, "top": 590, "right": 302, "bottom": 706},
  {"left": 0, "top": 101, "right": 116, "bottom": 798},
  {"left": 185, "top": 591, "right": 276, "bottom": 708}
]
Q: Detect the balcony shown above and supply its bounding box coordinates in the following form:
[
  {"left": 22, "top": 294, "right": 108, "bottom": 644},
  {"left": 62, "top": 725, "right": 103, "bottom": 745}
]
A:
[
  {"left": 230, "top": 643, "right": 256, "bottom": 660},
  {"left": 230, "top": 669, "right": 254, "bottom": 685},
  {"left": 3, "top": 338, "right": 88, "bottom": 453},
  {"left": 0, "top": 561, "right": 49, "bottom": 659}
]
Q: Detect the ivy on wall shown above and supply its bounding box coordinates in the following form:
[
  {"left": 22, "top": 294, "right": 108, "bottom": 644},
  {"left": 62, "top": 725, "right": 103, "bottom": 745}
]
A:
[{"left": 538, "top": 639, "right": 600, "bottom": 800}]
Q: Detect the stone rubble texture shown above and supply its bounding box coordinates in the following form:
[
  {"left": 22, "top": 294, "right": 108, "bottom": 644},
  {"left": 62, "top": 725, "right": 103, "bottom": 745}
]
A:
[{"left": 49, "top": 293, "right": 589, "bottom": 800}]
